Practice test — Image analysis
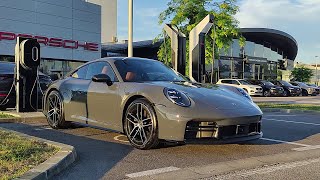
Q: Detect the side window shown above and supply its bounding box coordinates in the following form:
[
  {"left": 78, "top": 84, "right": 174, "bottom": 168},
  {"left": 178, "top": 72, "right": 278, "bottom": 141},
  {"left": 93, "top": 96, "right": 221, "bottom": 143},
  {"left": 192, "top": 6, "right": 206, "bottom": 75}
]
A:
[
  {"left": 221, "top": 80, "right": 231, "bottom": 84},
  {"left": 71, "top": 65, "right": 88, "bottom": 79},
  {"left": 86, "top": 62, "right": 117, "bottom": 81},
  {"left": 232, "top": 80, "right": 240, "bottom": 85}
]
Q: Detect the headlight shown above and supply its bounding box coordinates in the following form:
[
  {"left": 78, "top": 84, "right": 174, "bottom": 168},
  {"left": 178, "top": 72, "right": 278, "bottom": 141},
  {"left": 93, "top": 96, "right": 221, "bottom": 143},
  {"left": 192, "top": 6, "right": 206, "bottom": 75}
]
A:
[
  {"left": 236, "top": 88, "right": 252, "bottom": 101},
  {"left": 164, "top": 88, "right": 191, "bottom": 107}
]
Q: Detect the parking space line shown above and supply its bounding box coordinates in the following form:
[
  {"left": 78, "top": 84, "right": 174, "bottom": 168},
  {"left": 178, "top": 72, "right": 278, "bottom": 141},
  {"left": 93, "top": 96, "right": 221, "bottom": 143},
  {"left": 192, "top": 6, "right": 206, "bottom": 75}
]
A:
[
  {"left": 264, "top": 118, "right": 320, "bottom": 126},
  {"left": 260, "top": 138, "right": 311, "bottom": 147},
  {"left": 126, "top": 166, "right": 180, "bottom": 178},
  {"left": 292, "top": 145, "right": 320, "bottom": 151},
  {"left": 113, "top": 135, "right": 129, "bottom": 143},
  {"left": 264, "top": 115, "right": 297, "bottom": 117}
]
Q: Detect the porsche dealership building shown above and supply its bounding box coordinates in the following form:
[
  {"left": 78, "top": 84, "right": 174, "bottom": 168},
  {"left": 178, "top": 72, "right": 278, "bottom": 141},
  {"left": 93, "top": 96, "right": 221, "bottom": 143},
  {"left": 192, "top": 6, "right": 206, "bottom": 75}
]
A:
[
  {"left": 0, "top": 0, "right": 116, "bottom": 76},
  {"left": 0, "top": 0, "right": 298, "bottom": 81}
]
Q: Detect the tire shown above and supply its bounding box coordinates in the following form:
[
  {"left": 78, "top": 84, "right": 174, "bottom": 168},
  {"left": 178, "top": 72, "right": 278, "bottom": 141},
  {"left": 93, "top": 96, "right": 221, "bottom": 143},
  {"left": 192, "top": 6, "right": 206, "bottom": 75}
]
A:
[
  {"left": 283, "top": 90, "right": 289, "bottom": 97},
  {"left": 45, "top": 90, "right": 66, "bottom": 129},
  {"left": 302, "top": 90, "right": 308, "bottom": 96},
  {"left": 124, "top": 98, "right": 159, "bottom": 150},
  {"left": 263, "top": 90, "right": 270, "bottom": 97}
]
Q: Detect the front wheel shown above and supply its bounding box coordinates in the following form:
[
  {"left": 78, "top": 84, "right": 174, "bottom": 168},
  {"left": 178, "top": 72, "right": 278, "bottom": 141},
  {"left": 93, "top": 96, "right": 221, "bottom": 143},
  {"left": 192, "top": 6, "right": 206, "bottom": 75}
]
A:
[
  {"left": 283, "top": 90, "right": 289, "bottom": 97},
  {"left": 124, "top": 99, "right": 159, "bottom": 150},
  {"left": 45, "top": 90, "right": 66, "bottom": 129}
]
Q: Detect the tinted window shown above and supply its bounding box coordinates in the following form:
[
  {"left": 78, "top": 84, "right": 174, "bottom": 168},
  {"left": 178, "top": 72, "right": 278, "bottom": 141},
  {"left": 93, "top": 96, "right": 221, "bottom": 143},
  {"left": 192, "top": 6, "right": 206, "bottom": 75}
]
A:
[
  {"left": 86, "top": 62, "right": 117, "bottom": 81},
  {"left": 114, "top": 59, "right": 187, "bottom": 82},
  {"left": 221, "top": 80, "right": 232, "bottom": 84},
  {"left": 280, "top": 81, "right": 293, "bottom": 86},
  {"left": 71, "top": 65, "right": 88, "bottom": 79},
  {"left": 262, "top": 81, "right": 275, "bottom": 86},
  {"left": 238, "top": 80, "right": 250, "bottom": 85}
]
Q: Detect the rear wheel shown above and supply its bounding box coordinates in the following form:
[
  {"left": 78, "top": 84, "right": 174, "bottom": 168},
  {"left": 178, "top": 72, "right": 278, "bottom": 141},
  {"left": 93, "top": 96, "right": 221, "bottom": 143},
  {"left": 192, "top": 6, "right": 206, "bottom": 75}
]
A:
[
  {"left": 302, "top": 90, "right": 308, "bottom": 96},
  {"left": 263, "top": 90, "right": 270, "bottom": 97},
  {"left": 46, "top": 90, "right": 65, "bottom": 129},
  {"left": 124, "top": 99, "right": 159, "bottom": 150}
]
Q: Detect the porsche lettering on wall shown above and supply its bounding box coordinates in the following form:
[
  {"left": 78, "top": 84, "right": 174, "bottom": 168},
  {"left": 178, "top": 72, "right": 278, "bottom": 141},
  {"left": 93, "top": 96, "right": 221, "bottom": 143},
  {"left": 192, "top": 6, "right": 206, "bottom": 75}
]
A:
[{"left": 0, "top": 31, "right": 99, "bottom": 51}]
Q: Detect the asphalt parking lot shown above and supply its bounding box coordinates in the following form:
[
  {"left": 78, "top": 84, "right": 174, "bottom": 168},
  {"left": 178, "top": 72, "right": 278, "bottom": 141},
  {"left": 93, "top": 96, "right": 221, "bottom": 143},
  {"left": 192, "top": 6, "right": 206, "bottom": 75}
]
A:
[{"left": 1, "top": 110, "right": 320, "bottom": 180}]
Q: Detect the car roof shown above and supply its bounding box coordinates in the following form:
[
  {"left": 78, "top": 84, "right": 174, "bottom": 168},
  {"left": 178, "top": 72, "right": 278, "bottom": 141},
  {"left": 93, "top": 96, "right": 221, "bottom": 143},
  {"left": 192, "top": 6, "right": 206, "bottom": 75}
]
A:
[{"left": 95, "top": 57, "right": 158, "bottom": 63}]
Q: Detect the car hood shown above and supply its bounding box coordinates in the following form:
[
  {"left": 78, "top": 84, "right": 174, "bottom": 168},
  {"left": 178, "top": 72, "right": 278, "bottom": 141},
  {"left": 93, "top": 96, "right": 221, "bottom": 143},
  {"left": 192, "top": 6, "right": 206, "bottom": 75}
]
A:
[{"left": 142, "top": 81, "right": 259, "bottom": 110}]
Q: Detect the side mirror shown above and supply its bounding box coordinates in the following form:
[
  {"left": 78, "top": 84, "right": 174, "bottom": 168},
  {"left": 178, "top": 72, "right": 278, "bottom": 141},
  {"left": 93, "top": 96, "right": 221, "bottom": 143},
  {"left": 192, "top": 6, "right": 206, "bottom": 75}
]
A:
[{"left": 92, "top": 74, "right": 113, "bottom": 86}]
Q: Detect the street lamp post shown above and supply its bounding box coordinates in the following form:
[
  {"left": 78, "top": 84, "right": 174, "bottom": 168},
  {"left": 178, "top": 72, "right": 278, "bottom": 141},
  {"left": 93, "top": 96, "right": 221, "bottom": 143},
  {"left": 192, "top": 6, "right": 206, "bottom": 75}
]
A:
[
  {"left": 128, "top": 0, "right": 133, "bottom": 57},
  {"left": 316, "top": 56, "right": 319, "bottom": 85}
]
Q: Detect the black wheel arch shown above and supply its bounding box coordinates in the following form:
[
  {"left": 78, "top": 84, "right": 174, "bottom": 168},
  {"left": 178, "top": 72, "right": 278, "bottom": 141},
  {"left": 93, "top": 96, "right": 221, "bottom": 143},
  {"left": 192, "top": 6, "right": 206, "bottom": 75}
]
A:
[{"left": 122, "top": 95, "right": 154, "bottom": 132}]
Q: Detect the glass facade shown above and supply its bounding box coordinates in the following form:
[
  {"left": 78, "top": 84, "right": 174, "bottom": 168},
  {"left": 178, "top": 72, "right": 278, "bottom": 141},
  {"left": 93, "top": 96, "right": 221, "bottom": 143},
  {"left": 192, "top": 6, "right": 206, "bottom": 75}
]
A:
[
  {"left": 214, "top": 39, "right": 294, "bottom": 82},
  {"left": 0, "top": 55, "right": 84, "bottom": 78}
]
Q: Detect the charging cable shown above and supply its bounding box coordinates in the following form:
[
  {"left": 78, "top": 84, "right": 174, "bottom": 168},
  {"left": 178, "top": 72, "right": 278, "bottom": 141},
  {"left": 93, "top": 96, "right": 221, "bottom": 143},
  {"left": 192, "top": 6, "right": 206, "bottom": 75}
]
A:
[{"left": 0, "top": 67, "right": 17, "bottom": 107}]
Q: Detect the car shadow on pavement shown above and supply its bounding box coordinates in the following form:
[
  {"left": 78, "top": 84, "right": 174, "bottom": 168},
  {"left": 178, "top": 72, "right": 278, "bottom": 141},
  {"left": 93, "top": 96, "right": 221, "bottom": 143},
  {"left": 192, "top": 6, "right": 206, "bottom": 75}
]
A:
[{"left": 0, "top": 122, "right": 133, "bottom": 180}]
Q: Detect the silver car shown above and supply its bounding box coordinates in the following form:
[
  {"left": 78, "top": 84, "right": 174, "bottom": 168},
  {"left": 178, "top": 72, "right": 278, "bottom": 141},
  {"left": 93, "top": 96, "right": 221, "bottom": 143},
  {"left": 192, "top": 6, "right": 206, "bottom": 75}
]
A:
[{"left": 43, "top": 57, "right": 263, "bottom": 150}]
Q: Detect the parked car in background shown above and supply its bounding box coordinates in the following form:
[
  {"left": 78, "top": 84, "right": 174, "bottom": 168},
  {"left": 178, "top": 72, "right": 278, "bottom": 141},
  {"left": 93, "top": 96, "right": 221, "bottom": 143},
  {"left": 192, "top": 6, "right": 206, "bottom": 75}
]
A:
[
  {"left": 216, "top": 79, "right": 263, "bottom": 96},
  {"left": 0, "top": 62, "right": 52, "bottom": 111},
  {"left": 247, "top": 80, "right": 284, "bottom": 97},
  {"left": 290, "top": 82, "right": 317, "bottom": 96},
  {"left": 270, "top": 80, "right": 302, "bottom": 97},
  {"left": 307, "top": 84, "right": 320, "bottom": 95}
]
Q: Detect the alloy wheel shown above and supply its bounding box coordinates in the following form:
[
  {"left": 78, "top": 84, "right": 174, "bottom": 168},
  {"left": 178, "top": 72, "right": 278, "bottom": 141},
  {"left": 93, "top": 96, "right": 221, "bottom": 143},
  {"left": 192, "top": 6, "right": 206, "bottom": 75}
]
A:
[
  {"left": 47, "top": 92, "right": 63, "bottom": 128},
  {"left": 126, "top": 102, "right": 154, "bottom": 147}
]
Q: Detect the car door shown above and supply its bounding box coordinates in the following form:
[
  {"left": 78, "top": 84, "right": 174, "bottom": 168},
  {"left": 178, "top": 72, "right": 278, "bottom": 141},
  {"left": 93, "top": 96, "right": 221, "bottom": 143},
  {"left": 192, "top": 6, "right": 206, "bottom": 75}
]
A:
[
  {"left": 86, "top": 62, "right": 123, "bottom": 131},
  {"left": 63, "top": 64, "right": 91, "bottom": 123}
]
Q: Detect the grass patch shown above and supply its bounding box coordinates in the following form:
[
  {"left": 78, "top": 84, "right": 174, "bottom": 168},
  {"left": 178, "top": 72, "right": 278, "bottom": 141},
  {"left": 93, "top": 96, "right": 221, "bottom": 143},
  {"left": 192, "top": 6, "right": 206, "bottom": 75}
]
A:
[
  {"left": 0, "top": 113, "right": 14, "bottom": 119},
  {"left": 0, "top": 130, "right": 59, "bottom": 180},
  {"left": 257, "top": 103, "right": 320, "bottom": 112}
]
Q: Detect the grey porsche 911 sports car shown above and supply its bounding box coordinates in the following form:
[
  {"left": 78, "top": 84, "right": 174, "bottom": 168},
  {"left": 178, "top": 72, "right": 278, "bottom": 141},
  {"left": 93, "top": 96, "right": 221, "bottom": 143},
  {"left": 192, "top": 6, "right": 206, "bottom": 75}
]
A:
[{"left": 43, "top": 57, "right": 263, "bottom": 150}]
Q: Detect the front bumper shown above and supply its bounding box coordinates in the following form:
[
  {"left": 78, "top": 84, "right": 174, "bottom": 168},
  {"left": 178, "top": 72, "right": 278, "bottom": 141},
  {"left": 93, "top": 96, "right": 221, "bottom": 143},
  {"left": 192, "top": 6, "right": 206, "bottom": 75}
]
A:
[
  {"left": 184, "top": 120, "right": 262, "bottom": 140},
  {"left": 270, "top": 89, "right": 284, "bottom": 96},
  {"left": 248, "top": 91, "right": 263, "bottom": 96},
  {"left": 289, "top": 89, "right": 301, "bottom": 95},
  {"left": 154, "top": 103, "right": 263, "bottom": 142}
]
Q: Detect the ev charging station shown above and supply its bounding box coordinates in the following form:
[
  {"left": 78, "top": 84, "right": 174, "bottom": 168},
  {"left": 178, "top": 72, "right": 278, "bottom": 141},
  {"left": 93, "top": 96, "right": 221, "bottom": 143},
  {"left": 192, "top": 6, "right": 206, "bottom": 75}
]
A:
[
  {"left": 163, "top": 24, "right": 187, "bottom": 75},
  {"left": 189, "top": 14, "right": 214, "bottom": 83},
  {"left": 15, "top": 37, "right": 41, "bottom": 112}
]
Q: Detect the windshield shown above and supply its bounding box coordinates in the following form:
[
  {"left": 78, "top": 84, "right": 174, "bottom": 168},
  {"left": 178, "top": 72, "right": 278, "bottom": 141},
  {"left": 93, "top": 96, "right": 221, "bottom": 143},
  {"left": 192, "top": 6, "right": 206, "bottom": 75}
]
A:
[
  {"left": 239, "top": 80, "right": 251, "bottom": 85},
  {"left": 262, "top": 81, "right": 275, "bottom": 86},
  {"left": 114, "top": 59, "right": 188, "bottom": 82},
  {"left": 280, "top": 81, "right": 293, "bottom": 86},
  {"left": 297, "top": 82, "right": 308, "bottom": 87}
]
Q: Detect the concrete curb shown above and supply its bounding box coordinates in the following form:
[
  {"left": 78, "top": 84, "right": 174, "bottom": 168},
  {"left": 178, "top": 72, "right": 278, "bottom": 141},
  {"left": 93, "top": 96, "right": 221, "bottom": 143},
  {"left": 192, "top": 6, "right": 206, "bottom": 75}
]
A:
[
  {"left": 261, "top": 108, "right": 320, "bottom": 114},
  {"left": 136, "top": 148, "right": 320, "bottom": 180},
  {"left": 0, "top": 127, "right": 77, "bottom": 180}
]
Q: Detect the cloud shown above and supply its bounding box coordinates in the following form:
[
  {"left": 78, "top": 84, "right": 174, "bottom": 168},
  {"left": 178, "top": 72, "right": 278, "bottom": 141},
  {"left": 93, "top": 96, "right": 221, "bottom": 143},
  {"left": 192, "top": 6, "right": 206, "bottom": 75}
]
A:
[
  {"left": 135, "top": 7, "right": 162, "bottom": 18},
  {"left": 235, "top": 0, "right": 320, "bottom": 28},
  {"left": 235, "top": 0, "right": 320, "bottom": 63}
]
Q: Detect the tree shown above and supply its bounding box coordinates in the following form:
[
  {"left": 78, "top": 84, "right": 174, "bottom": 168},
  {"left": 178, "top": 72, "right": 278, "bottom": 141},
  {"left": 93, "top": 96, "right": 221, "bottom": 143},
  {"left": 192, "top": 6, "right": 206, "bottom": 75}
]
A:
[
  {"left": 156, "top": 0, "right": 245, "bottom": 76},
  {"left": 290, "top": 67, "right": 314, "bottom": 82}
]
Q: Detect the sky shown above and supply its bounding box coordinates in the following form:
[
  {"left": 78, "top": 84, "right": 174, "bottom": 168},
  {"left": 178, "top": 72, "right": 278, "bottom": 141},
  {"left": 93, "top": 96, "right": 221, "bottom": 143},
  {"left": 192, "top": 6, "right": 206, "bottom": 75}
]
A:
[{"left": 117, "top": 0, "right": 320, "bottom": 64}]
